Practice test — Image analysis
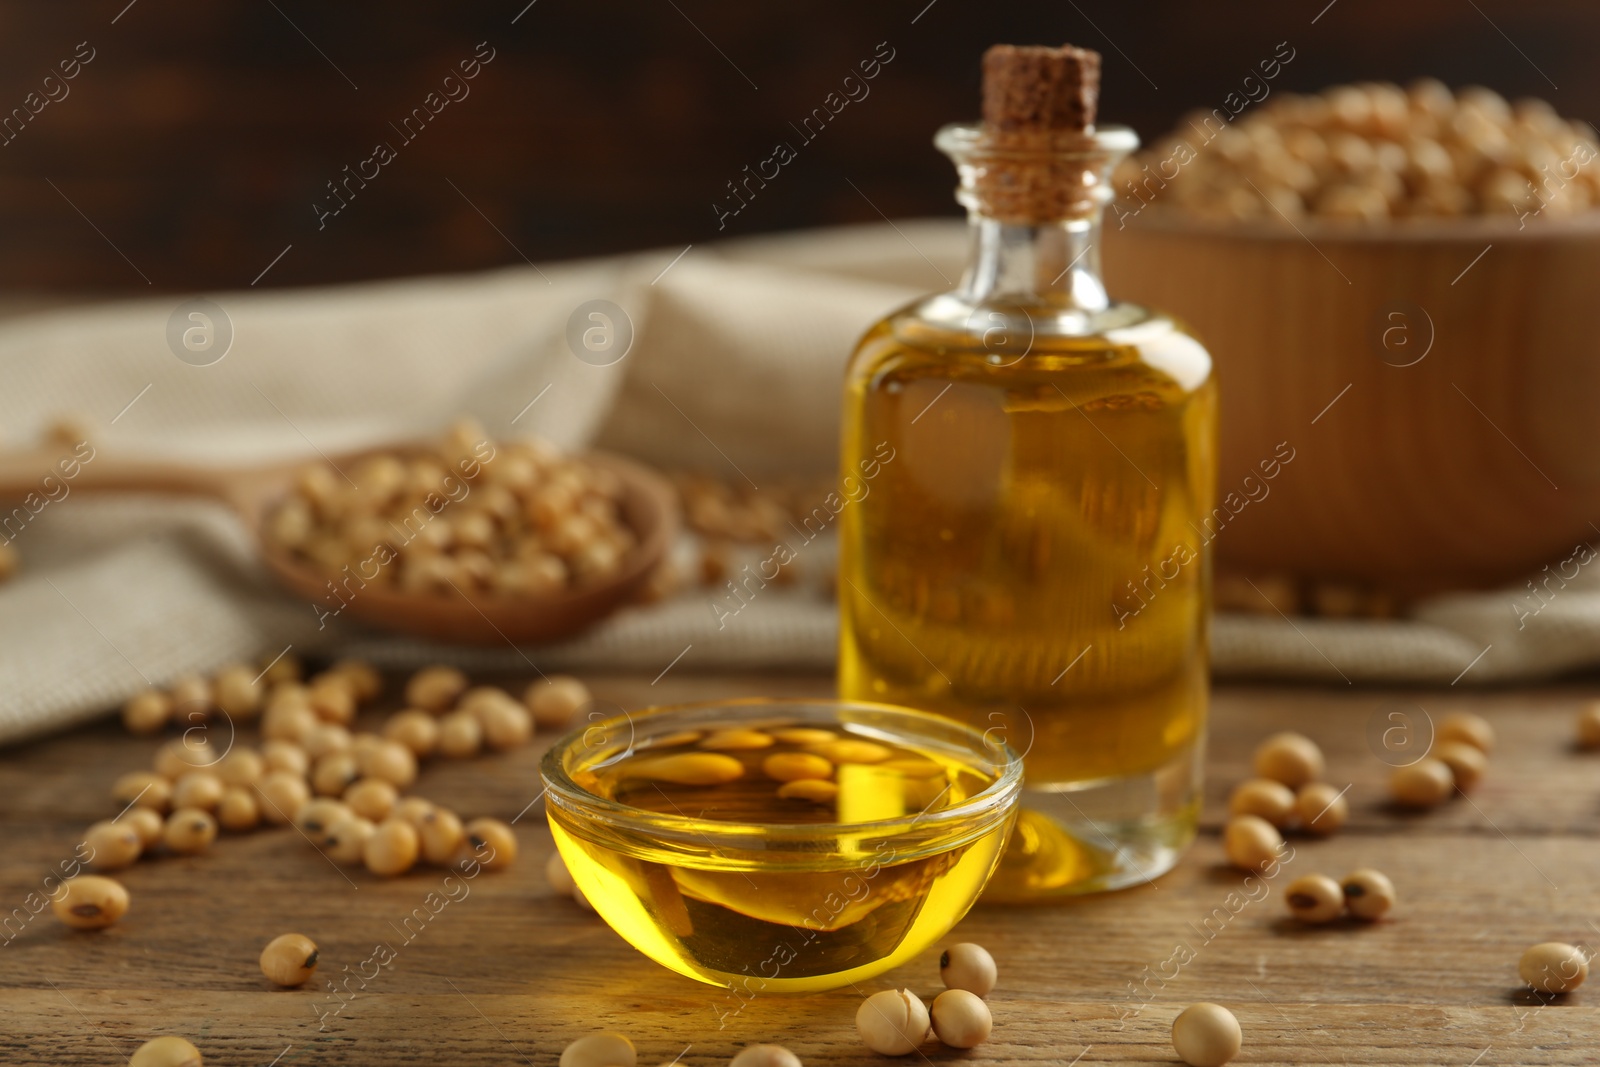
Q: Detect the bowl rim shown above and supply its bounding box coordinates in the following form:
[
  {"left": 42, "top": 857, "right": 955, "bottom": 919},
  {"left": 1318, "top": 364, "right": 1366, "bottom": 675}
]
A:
[
  {"left": 1111, "top": 207, "right": 1600, "bottom": 245},
  {"left": 539, "top": 697, "right": 1024, "bottom": 842}
]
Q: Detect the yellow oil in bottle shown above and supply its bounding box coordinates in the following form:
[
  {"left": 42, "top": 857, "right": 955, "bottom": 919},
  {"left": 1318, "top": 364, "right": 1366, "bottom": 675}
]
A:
[
  {"left": 546, "top": 719, "right": 1016, "bottom": 992},
  {"left": 837, "top": 270, "right": 1216, "bottom": 900},
  {"left": 836, "top": 42, "right": 1217, "bottom": 899}
]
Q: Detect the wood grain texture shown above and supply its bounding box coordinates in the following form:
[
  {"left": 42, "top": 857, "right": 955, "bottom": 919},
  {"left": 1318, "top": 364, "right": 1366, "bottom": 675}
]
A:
[{"left": 2, "top": 671, "right": 1599, "bottom": 1065}]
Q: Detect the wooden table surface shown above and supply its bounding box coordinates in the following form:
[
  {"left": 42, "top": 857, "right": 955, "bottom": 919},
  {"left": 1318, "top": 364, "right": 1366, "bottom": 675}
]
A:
[{"left": 4, "top": 672, "right": 1598, "bottom": 1066}]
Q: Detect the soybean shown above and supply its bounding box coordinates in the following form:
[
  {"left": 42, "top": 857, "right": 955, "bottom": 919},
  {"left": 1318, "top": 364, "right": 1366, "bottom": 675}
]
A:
[
  {"left": 1436, "top": 711, "right": 1495, "bottom": 754},
  {"left": 526, "top": 676, "right": 592, "bottom": 729},
  {"left": 1228, "top": 778, "right": 1296, "bottom": 828},
  {"left": 1284, "top": 873, "right": 1344, "bottom": 923},
  {"left": 85, "top": 820, "right": 143, "bottom": 871},
  {"left": 359, "top": 739, "right": 418, "bottom": 788},
  {"left": 121, "top": 690, "right": 172, "bottom": 734},
  {"left": 393, "top": 797, "right": 436, "bottom": 827},
  {"left": 459, "top": 686, "right": 520, "bottom": 720},
  {"left": 772, "top": 727, "right": 836, "bottom": 746},
  {"left": 465, "top": 818, "right": 517, "bottom": 871},
  {"left": 1340, "top": 868, "right": 1396, "bottom": 921},
  {"left": 216, "top": 787, "right": 261, "bottom": 832},
  {"left": 728, "top": 1046, "right": 801, "bottom": 1067},
  {"left": 307, "top": 676, "right": 357, "bottom": 725},
  {"left": 259, "top": 932, "right": 320, "bottom": 987},
  {"left": 1252, "top": 731, "right": 1324, "bottom": 788},
  {"left": 559, "top": 1033, "right": 636, "bottom": 1067},
  {"left": 119, "top": 807, "right": 165, "bottom": 848},
  {"left": 170, "top": 771, "right": 224, "bottom": 812},
  {"left": 112, "top": 771, "right": 172, "bottom": 813},
  {"left": 153, "top": 737, "right": 214, "bottom": 780},
  {"left": 260, "top": 652, "right": 302, "bottom": 686},
  {"left": 330, "top": 658, "right": 382, "bottom": 702},
  {"left": 1171, "top": 1003, "right": 1242, "bottom": 1067},
  {"left": 776, "top": 780, "right": 839, "bottom": 803},
  {"left": 930, "top": 988, "right": 992, "bottom": 1049},
  {"left": 437, "top": 711, "right": 483, "bottom": 758},
  {"left": 1520, "top": 941, "right": 1589, "bottom": 993},
  {"left": 163, "top": 808, "right": 218, "bottom": 854},
  {"left": 405, "top": 665, "right": 469, "bottom": 712},
  {"left": 1391, "top": 758, "right": 1454, "bottom": 808},
  {"left": 311, "top": 752, "right": 361, "bottom": 797},
  {"left": 856, "top": 988, "right": 930, "bottom": 1056},
  {"left": 260, "top": 740, "right": 309, "bottom": 777},
  {"left": 302, "top": 723, "right": 353, "bottom": 760},
  {"left": 128, "top": 1036, "right": 202, "bottom": 1067},
  {"left": 762, "top": 752, "right": 833, "bottom": 782},
  {"left": 295, "top": 798, "right": 353, "bottom": 836},
  {"left": 320, "top": 814, "right": 376, "bottom": 865},
  {"left": 167, "top": 674, "right": 212, "bottom": 720},
  {"left": 417, "top": 807, "right": 466, "bottom": 866},
  {"left": 479, "top": 701, "right": 533, "bottom": 751},
  {"left": 344, "top": 778, "right": 398, "bottom": 822},
  {"left": 255, "top": 771, "right": 311, "bottom": 825},
  {"left": 384, "top": 709, "right": 439, "bottom": 757},
  {"left": 939, "top": 942, "right": 997, "bottom": 997},
  {"left": 810, "top": 739, "right": 891, "bottom": 764},
  {"left": 1295, "top": 782, "right": 1349, "bottom": 835},
  {"left": 213, "top": 664, "right": 263, "bottom": 719},
  {"left": 630, "top": 753, "right": 744, "bottom": 785},
  {"left": 262, "top": 701, "right": 317, "bottom": 744},
  {"left": 214, "top": 748, "right": 265, "bottom": 788},
  {"left": 1433, "top": 740, "right": 1487, "bottom": 792},
  {"left": 699, "top": 729, "right": 774, "bottom": 751},
  {"left": 1223, "top": 814, "right": 1285, "bottom": 872},
  {"left": 363, "top": 818, "right": 421, "bottom": 876},
  {"left": 52, "top": 875, "right": 130, "bottom": 930}
]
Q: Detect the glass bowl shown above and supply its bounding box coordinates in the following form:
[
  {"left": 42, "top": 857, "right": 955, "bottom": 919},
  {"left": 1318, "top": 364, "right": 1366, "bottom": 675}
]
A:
[{"left": 540, "top": 698, "right": 1022, "bottom": 993}]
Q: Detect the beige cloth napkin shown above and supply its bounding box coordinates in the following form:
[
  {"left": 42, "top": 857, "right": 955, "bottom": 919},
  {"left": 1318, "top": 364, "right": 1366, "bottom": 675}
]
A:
[{"left": 0, "top": 221, "right": 1590, "bottom": 746}]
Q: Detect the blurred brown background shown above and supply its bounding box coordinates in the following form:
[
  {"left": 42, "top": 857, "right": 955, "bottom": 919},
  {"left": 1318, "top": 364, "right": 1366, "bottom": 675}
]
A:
[{"left": 1, "top": 0, "right": 1594, "bottom": 292}]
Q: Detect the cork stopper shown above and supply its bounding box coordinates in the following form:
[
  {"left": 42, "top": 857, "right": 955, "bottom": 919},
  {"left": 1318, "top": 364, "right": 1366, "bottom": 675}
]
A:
[
  {"left": 982, "top": 43, "right": 1100, "bottom": 133},
  {"left": 959, "top": 42, "right": 1109, "bottom": 223}
]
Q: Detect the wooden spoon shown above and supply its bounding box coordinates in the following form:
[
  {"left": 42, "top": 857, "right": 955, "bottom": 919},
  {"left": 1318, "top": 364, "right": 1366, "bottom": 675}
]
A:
[{"left": 0, "top": 441, "right": 679, "bottom": 646}]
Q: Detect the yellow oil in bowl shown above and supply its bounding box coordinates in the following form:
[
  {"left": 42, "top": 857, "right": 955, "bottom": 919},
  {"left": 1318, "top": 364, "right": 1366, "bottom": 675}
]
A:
[{"left": 541, "top": 700, "right": 1021, "bottom": 992}]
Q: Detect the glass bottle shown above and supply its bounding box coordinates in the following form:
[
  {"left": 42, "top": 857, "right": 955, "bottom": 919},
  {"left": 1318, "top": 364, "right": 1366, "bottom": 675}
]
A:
[{"left": 837, "top": 68, "right": 1217, "bottom": 900}]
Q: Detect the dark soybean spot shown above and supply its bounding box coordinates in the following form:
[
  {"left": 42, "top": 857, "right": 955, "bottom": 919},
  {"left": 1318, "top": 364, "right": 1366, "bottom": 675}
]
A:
[
  {"left": 1344, "top": 883, "right": 1367, "bottom": 898},
  {"left": 70, "top": 904, "right": 102, "bottom": 917},
  {"left": 304, "top": 949, "right": 319, "bottom": 969},
  {"left": 469, "top": 834, "right": 486, "bottom": 849},
  {"left": 1288, "top": 893, "right": 1317, "bottom": 909},
  {"left": 940, "top": 951, "right": 951, "bottom": 970}
]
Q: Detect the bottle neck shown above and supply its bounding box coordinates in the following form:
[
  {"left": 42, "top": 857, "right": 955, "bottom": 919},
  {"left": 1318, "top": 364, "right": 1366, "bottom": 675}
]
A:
[
  {"left": 934, "top": 122, "right": 1135, "bottom": 315},
  {"left": 957, "top": 212, "right": 1107, "bottom": 311}
]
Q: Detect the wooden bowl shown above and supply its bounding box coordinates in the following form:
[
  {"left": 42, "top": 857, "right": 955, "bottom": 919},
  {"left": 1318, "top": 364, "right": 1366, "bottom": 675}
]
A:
[
  {"left": 261, "top": 451, "right": 679, "bottom": 646},
  {"left": 1102, "top": 213, "right": 1600, "bottom": 594}
]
